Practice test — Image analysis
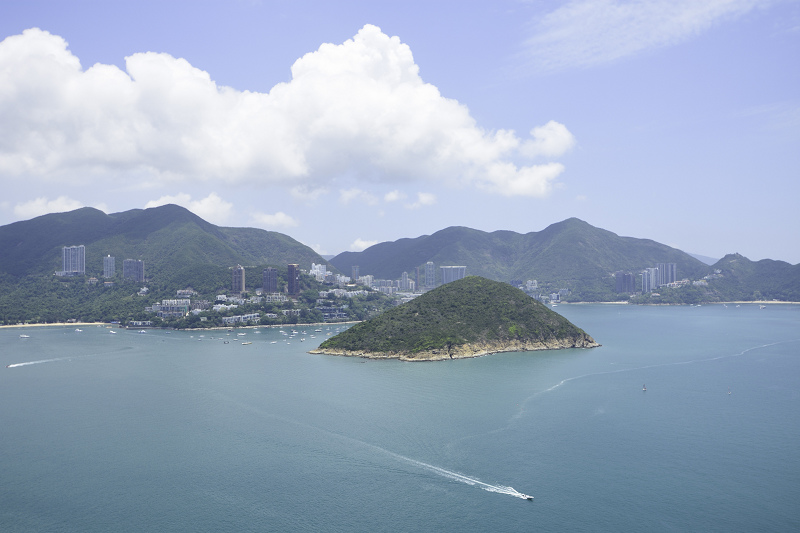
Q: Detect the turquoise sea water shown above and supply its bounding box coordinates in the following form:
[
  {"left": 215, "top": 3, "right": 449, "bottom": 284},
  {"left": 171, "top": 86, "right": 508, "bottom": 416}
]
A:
[{"left": 1, "top": 304, "right": 799, "bottom": 532}]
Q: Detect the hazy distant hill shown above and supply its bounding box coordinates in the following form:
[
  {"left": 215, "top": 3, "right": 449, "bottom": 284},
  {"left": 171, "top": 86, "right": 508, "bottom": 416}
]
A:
[
  {"left": 689, "top": 253, "right": 720, "bottom": 266},
  {"left": 0, "top": 204, "right": 329, "bottom": 285},
  {"left": 330, "top": 218, "right": 709, "bottom": 290}
]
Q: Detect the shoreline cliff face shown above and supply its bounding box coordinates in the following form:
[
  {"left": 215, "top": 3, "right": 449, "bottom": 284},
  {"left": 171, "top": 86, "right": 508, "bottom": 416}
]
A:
[
  {"left": 309, "top": 332, "right": 599, "bottom": 361},
  {"left": 310, "top": 277, "right": 600, "bottom": 362}
]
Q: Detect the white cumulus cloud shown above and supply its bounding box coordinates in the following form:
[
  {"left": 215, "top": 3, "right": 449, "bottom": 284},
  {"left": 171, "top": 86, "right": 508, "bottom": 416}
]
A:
[
  {"left": 521, "top": 121, "right": 576, "bottom": 158},
  {"left": 339, "top": 188, "right": 378, "bottom": 205},
  {"left": 251, "top": 211, "right": 299, "bottom": 229},
  {"left": 349, "top": 238, "right": 378, "bottom": 252},
  {"left": 520, "top": 0, "right": 770, "bottom": 72},
  {"left": 13, "top": 196, "right": 84, "bottom": 219},
  {"left": 0, "top": 25, "right": 572, "bottom": 198},
  {"left": 145, "top": 192, "right": 232, "bottom": 224},
  {"left": 384, "top": 190, "right": 407, "bottom": 202},
  {"left": 406, "top": 192, "right": 437, "bottom": 210}
]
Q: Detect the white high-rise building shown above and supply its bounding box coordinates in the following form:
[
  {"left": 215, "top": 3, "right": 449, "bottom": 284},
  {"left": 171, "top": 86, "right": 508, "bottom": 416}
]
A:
[
  {"left": 440, "top": 266, "right": 466, "bottom": 285},
  {"left": 103, "top": 255, "right": 115, "bottom": 278},
  {"left": 656, "top": 263, "right": 677, "bottom": 286},
  {"left": 642, "top": 267, "right": 659, "bottom": 293},
  {"left": 310, "top": 263, "right": 327, "bottom": 282},
  {"left": 62, "top": 245, "right": 85, "bottom": 274},
  {"left": 425, "top": 261, "right": 436, "bottom": 287}
]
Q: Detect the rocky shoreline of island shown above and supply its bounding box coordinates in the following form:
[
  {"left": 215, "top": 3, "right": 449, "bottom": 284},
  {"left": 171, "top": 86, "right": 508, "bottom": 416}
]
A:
[{"left": 310, "top": 333, "right": 600, "bottom": 362}]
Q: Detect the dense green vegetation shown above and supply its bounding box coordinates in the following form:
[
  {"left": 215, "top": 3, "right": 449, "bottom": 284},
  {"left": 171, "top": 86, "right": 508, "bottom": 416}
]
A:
[
  {"left": 316, "top": 276, "right": 594, "bottom": 355},
  {"left": 702, "top": 254, "right": 800, "bottom": 302}
]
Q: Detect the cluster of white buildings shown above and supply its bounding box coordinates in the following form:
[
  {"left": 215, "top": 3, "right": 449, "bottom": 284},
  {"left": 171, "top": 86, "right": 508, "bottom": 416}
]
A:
[
  {"left": 310, "top": 263, "right": 351, "bottom": 286},
  {"left": 319, "top": 288, "right": 369, "bottom": 299},
  {"left": 347, "top": 262, "right": 467, "bottom": 295},
  {"left": 221, "top": 313, "right": 260, "bottom": 325}
]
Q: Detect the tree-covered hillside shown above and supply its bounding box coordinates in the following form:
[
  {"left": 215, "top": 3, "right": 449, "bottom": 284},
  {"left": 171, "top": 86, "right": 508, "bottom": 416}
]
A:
[
  {"left": 0, "top": 204, "right": 330, "bottom": 282},
  {"left": 315, "top": 276, "right": 596, "bottom": 356}
]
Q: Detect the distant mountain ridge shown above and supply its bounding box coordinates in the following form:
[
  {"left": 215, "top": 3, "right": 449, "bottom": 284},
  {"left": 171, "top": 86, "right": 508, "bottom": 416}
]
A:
[
  {"left": 0, "top": 205, "right": 328, "bottom": 285},
  {"left": 709, "top": 253, "right": 800, "bottom": 301},
  {"left": 330, "top": 218, "right": 709, "bottom": 287}
]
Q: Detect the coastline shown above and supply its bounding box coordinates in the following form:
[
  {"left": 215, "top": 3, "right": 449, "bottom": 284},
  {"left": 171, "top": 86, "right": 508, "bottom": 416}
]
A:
[
  {"left": 0, "top": 320, "right": 360, "bottom": 331},
  {"left": 4, "top": 301, "right": 795, "bottom": 330},
  {"left": 558, "top": 300, "right": 800, "bottom": 306},
  {"left": 310, "top": 334, "right": 600, "bottom": 362},
  {"left": 0, "top": 322, "right": 106, "bottom": 329}
]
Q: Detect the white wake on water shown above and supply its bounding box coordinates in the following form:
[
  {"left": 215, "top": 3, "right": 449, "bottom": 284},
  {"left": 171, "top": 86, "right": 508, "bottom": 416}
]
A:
[
  {"left": 387, "top": 450, "right": 532, "bottom": 499},
  {"left": 6, "top": 357, "right": 68, "bottom": 368}
]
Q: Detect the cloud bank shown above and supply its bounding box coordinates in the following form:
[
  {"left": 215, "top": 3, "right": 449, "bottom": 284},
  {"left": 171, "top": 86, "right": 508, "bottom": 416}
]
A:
[
  {"left": 521, "top": 0, "right": 770, "bottom": 72},
  {"left": 13, "top": 196, "right": 85, "bottom": 219},
  {"left": 0, "top": 25, "right": 572, "bottom": 198},
  {"left": 145, "top": 193, "right": 232, "bottom": 224}
]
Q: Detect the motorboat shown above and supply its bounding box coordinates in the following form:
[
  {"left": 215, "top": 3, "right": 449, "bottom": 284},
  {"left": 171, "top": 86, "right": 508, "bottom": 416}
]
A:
[{"left": 520, "top": 494, "right": 533, "bottom": 501}]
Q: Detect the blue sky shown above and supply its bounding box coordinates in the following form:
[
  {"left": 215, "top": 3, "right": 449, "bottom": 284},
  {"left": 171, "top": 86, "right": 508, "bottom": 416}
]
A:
[{"left": 1, "top": 0, "right": 798, "bottom": 264}]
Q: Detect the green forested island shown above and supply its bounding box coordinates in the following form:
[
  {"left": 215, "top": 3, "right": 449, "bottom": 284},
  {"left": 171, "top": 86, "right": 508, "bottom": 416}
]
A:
[{"left": 310, "top": 277, "right": 599, "bottom": 361}]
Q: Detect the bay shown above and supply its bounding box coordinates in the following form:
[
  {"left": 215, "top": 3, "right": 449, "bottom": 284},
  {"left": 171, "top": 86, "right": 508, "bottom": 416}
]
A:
[{"left": 1, "top": 304, "right": 798, "bottom": 532}]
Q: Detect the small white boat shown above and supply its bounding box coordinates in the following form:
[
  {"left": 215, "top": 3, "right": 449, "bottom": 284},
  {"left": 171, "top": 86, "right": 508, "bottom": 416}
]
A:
[
  {"left": 241, "top": 342, "right": 252, "bottom": 345},
  {"left": 75, "top": 328, "right": 83, "bottom": 332},
  {"left": 19, "top": 334, "right": 30, "bottom": 338},
  {"left": 520, "top": 494, "right": 533, "bottom": 501},
  {"left": 139, "top": 330, "right": 147, "bottom": 334},
  {"left": 109, "top": 330, "right": 117, "bottom": 334},
  {"left": 760, "top": 305, "right": 766, "bottom": 309},
  {"left": 643, "top": 384, "right": 647, "bottom": 391}
]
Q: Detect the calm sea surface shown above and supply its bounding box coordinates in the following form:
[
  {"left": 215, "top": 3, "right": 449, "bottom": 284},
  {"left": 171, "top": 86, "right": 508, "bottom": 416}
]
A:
[{"left": 1, "top": 304, "right": 799, "bottom": 532}]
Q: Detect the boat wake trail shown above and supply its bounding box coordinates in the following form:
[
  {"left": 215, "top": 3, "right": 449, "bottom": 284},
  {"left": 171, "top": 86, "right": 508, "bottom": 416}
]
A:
[
  {"left": 6, "top": 357, "right": 69, "bottom": 368},
  {"left": 193, "top": 393, "right": 534, "bottom": 500},
  {"left": 385, "top": 450, "right": 532, "bottom": 499}
]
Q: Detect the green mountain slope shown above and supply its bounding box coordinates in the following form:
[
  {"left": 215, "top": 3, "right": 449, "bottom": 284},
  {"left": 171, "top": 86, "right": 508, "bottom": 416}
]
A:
[
  {"left": 707, "top": 253, "right": 800, "bottom": 301},
  {"left": 311, "top": 276, "right": 598, "bottom": 361},
  {"left": 0, "top": 204, "right": 329, "bottom": 284},
  {"left": 330, "top": 218, "right": 708, "bottom": 293}
]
